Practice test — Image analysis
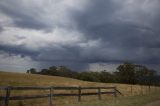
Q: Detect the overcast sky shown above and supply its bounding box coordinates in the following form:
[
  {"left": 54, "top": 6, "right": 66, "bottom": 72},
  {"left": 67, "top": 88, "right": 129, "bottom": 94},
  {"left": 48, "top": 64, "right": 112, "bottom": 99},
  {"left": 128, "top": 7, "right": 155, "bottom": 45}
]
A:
[{"left": 0, "top": 0, "right": 160, "bottom": 72}]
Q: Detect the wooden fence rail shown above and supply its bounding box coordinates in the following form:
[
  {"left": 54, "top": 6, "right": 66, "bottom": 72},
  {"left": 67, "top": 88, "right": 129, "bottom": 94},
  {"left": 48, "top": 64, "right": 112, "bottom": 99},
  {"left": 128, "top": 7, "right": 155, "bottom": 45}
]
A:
[{"left": 0, "top": 86, "right": 122, "bottom": 106}]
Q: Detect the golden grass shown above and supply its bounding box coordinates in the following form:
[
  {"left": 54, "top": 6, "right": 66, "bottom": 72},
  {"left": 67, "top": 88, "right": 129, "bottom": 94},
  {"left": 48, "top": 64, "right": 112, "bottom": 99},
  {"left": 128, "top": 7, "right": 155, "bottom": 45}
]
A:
[{"left": 0, "top": 71, "right": 160, "bottom": 106}]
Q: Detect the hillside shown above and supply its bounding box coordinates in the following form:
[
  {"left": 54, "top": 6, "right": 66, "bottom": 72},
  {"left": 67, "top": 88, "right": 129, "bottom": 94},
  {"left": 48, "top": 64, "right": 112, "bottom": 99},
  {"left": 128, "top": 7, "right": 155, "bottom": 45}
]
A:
[
  {"left": 0, "top": 71, "right": 160, "bottom": 106},
  {"left": 0, "top": 71, "right": 94, "bottom": 87},
  {"left": 0, "top": 71, "right": 119, "bottom": 87},
  {"left": 0, "top": 71, "right": 159, "bottom": 95}
]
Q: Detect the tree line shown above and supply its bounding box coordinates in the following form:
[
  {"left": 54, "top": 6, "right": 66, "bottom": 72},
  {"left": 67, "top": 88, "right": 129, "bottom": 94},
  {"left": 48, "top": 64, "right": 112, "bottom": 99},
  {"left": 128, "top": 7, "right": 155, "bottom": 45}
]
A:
[{"left": 27, "top": 62, "right": 160, "bottom": 86}]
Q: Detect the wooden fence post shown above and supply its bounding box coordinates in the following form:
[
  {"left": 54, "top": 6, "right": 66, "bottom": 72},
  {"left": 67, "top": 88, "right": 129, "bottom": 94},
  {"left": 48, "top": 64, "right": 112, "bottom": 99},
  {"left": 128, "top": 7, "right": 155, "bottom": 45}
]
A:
[
  {"left": 148, "top": 85, "right": 151, "bottom": 94},
  {"left": 130, "top": 85, "right": 133, "bottom": 96},
  {"left": 98, "top": 88, "right": 101, "bottom": 100},
  {"left": 78, "top": 86, "right": 81, "bottom": 102},
  {"left": 140, "top": 85, "right": 143, "bottom": 95},
  {"left": 4, "top": 86, "right": 11, "bottom": 106},
  {"left": 49, "top": 87, "right": 53, "bottom": 106},
  {"left": 114, "top": 87, "right": 117, "bottom": 97}
]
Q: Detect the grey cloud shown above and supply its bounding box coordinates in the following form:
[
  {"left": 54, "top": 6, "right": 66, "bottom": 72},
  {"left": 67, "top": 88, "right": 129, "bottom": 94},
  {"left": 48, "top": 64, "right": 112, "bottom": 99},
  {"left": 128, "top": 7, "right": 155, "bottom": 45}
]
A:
[
  {"left": 25, "top": 44, "right": 88, "bottom": 70},
  {"left": 0, "top": 44, "right": 38, "bottom": 57},
  {"left": 73, "top": 1, "right": 160, "bottom": 45},
  {"left": 70, "top": 0, "right": 160, "bottom": 64},
  {"left": 0, "top": 0, "right": 160, "bottom": 71},
  {"left": 0, "top": 0, "right": 79, "bottom": 31},
  {"left": 0, "top": 0, "right": 54, "bottom": 30},
  {"left": 0, "top": 26, "right": 3, "bottom": 32}
]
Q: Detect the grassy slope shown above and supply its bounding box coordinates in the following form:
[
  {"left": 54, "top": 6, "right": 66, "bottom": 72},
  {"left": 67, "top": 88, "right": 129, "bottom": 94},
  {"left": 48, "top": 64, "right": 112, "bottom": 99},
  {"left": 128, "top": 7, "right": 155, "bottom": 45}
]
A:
[
  {"left": 0, "top": 71, "right": 160, "bottom": 106},
  {"left": 69, "top": 92, "right": 160, "bottom": 106}
]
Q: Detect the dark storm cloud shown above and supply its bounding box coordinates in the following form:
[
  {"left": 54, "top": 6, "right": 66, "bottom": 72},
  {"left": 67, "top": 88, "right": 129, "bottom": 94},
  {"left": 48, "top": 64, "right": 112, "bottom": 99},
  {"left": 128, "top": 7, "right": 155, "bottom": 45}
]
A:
[
  {"left": 70, "top": 0, "right": 160, "bottom": 64},
  {"left": 34, "top": 45, "right": 80, "bottom": 62},
  {"left": 0, "top": 0, "right": 52, "bottom": 30},
  {"left": 0, "top": 44, "right": 38, "bottom": 57},
  {"left": 73, "top": 0, "right": 160, "bottom": 44},
  {"left": 0, "top": 0, "right": 160, "bottom": 71},
  {"left": 85, "top": 23, "right": 160, "bottom": 48}
]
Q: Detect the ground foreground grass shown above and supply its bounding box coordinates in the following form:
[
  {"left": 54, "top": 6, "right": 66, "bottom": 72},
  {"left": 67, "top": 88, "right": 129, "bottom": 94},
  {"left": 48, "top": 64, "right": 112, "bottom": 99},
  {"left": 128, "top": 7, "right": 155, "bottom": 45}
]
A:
[
  {"left": 66, "top": 92, "right": 160, "bottom": 106},
  {"left": 0, "top": 71, "right": 160, "bottom": 106}
]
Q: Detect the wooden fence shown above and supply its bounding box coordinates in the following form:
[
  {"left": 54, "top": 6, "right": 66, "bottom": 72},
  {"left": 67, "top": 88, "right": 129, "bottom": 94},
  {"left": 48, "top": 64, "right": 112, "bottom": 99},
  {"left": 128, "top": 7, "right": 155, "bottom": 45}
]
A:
[{"left": 0, "top": 86, "right": 122, "bottom": 106}]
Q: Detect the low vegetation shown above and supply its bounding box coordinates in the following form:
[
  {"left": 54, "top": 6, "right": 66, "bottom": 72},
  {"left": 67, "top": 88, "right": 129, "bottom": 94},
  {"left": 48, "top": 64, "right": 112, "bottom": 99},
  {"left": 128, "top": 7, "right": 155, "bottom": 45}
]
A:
[{"left": 27, "top": 62, "right": 160, "bottom": 86}]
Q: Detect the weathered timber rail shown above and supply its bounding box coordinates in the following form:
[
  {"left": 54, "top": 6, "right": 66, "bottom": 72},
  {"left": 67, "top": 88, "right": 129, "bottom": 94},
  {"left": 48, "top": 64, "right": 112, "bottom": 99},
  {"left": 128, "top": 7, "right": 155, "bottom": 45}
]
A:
[{"left": 0, "top": 86, "right": 122, "bottom": 106}]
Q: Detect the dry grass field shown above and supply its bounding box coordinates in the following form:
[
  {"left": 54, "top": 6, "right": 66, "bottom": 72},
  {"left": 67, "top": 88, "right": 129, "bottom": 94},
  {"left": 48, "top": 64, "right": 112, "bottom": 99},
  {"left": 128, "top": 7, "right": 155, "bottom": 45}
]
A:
[{"left": 0, "top": 71, "right": 160, "bottom": 106}]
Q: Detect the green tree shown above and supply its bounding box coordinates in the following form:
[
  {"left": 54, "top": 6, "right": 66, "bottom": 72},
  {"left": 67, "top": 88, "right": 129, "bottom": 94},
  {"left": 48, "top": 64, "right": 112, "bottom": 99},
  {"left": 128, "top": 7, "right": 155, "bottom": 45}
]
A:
[
  {"left": 116, "top": 62, "right": 136, "bottom": 84},
  {"left": 77, "top": 72, "right": 100, "bottom": 82},
  {"left": 26, "top": 68, "right": 37, "bottom": 74},
  {"left": 99, "top": 70, "right": 114, "bottom": 83}
]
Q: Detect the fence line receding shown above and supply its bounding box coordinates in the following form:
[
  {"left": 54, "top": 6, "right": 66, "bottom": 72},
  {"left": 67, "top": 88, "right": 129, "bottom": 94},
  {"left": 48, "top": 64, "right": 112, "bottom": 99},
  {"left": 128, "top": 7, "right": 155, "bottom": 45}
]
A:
[{"left": 0, "top": 86, "right": 122, "bottom": 106}]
